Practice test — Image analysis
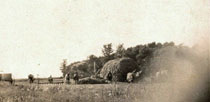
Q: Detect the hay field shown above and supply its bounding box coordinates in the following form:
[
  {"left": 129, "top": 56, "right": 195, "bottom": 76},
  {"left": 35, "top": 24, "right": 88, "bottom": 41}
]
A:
[{"left": 0, "top": 81, "right": 195, "bottom": 102}]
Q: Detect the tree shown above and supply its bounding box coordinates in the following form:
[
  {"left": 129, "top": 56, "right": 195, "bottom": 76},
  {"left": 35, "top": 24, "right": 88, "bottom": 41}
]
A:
[
  {"left": 102, "top": 43, "right": 113, "bottom": 57},
  {"left": 88, "top": 54, "right": 99, "bottom": 73},
  {"left": 163, "top": 41, "right": 175, "bottom": 47},
  {"left": 88, "top": 54, "right": 98, "bottom": 62},
  {"left": 60, "top": 59, "right": 67, "bottom": 77},
  {"left": 115, "top": 44, "right": 125, "bottom": 58},
  {"left": 102, "top": 43, "right": 114, "bottom": 64},
  {"left": 148, "top": 42, "right": 156, "bottom": 48}
]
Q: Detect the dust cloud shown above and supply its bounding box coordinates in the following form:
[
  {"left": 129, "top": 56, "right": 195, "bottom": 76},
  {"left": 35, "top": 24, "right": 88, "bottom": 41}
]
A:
[{"left": 146, "top": 34, "right": 209, "bottom": 102}]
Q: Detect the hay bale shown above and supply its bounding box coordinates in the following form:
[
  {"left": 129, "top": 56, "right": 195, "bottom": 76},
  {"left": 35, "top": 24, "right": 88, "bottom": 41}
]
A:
[
  {"left": 78, "top": 77, "right": 107, "bottom": 84},
  {"left": 100, "top": 57, "right": 138, "bottom": 82}
]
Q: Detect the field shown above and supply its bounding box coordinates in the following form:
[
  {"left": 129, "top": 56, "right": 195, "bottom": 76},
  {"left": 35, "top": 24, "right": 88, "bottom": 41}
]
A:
[
  {"left": 0, "top": 80, "right": 201, "bottom": 102},
  {"left": 0, "top": 82, "right": 172, "bottom": 102}
]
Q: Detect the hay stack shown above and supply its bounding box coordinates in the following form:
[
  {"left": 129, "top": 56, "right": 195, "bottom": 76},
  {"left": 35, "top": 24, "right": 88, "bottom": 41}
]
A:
[
  {"left": 100, "top": 57, "right": 138, "bottom": 82},
  {"left": 67, "top": 61, "right": 93, "bottom": 78}
]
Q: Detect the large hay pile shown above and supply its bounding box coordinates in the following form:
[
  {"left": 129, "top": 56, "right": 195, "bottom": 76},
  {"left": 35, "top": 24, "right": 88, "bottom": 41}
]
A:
[
  {"left": 67, "top": 61, "right": 93, "bottom": 78},
  {"left": 100, "top": 57, "right": 138, "bottom": 82}
]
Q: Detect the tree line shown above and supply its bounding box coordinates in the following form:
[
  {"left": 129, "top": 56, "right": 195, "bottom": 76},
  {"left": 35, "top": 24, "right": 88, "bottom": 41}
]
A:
[{"left": 60, "top": 41, "right": 199, "bottom": 79}]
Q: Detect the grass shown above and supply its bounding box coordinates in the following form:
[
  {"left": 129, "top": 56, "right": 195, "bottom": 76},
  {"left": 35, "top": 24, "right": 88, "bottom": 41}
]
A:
[
  {"left": 0, "top": 81, "right": 174, "bottom": 102},
  {"left": 0, "top": 80, "right": 208, "bottom": 102}
]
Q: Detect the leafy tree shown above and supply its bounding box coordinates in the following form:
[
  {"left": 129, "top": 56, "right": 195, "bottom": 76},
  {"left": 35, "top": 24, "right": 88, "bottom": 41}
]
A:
[
  {"left": 148, "top": 42, "right": 156, "bottom": 48},
  {"left": 102, "top": 43, "right": 113, "bottom": 57},
  {"left": 115, "top": 44, "right": 125, "bottom": 58},
  {"left": 163, "top": 41, "right": 175, "bottom": 47},
  {"left": 60, "top": 59, "right": 67, "bottom": 77},
  {"left": 88, "top": 54, "right": 99, "bottom": 73},
  {"left": 88, "top": 54, "right": 98, "bottom": 62},
  {"left": 124, "top": 45, "right": 144, "bottom": 60},
  {"left": 156, "top": 42, "right": 163, "bottom": 48},
  {"left": 102, "top": 43, "right": 114, "bottom": 64}
]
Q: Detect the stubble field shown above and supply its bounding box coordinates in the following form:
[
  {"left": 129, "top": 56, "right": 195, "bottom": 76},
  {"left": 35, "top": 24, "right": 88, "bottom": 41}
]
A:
[{"left": 0, "top": 81, "right": 195, "bottom": 102}]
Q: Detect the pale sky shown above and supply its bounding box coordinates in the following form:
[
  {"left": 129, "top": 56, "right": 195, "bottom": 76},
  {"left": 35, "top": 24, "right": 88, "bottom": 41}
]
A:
[{"left": 0, "top": 0, "right": 209, "bottom": 78}]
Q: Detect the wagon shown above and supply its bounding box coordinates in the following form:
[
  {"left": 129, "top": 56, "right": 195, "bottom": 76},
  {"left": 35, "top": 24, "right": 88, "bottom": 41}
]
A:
[{"left": 0, "top": 73, "right": 13, "bottom": 83}]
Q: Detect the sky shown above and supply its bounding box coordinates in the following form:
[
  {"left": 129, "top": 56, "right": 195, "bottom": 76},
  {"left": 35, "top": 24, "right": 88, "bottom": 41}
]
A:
[{"left": 0, "top": 0, "right": 209, "bottom": 78}]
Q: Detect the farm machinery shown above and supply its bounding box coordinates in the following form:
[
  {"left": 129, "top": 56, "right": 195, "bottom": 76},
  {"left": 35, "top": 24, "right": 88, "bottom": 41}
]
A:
[{"left": 0, "top": 73, "right": 13, "bottom": 84}]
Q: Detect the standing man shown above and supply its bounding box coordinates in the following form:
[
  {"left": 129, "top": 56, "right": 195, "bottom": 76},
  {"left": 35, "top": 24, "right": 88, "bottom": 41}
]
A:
[
  {"left": 64, "top": 73, "right": 70, "bottom": 84},
  {"left": 28, "top": 74, "right": 34, "bottom": 84},
  {"left": 107, "top": 71, "right": 113, "bottom": 82},
  {"left": 48, "top": 75, "right": 53, "bottom": 84}
]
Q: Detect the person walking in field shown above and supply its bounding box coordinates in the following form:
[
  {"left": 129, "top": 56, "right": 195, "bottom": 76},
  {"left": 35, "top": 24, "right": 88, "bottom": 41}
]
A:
[
  {"left": 28, "top": 74, "right": 34, "bottom": 84},
  {"left": 48, "top": 75, "right": 53, "bottom": 84},
  {"left": 73, "top": 72, "right": 79, "bottom": 84}
]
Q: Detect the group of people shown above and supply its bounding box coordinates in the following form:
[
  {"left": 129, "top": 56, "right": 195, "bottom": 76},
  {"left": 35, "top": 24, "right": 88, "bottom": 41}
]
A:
[
  {"left": 27, "top": 74, "right": 54, "bottom": 84},
  {"left": 105, "top": 70, "right": 141, "bottom": 83},
  {"left": 64, "top": 72, "right": 79, "bottom": 84},
  {"left": 27, "top": 71, "right": 80, "bottom": 84}
]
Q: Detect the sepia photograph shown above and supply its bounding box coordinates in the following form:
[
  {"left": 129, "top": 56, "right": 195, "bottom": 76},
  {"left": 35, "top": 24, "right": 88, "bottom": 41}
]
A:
[{"left": 0, "top": 0, "right": 209, "bottom": 102}]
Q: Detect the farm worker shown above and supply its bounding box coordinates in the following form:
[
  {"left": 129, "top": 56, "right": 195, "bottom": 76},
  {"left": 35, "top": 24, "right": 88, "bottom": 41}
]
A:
[
  {"left": 107, "top": 71, "right": 112, "bottom": 81},
  {"left": 48, "top": 75, "right": 53, "bottom": 83},
  {"left": 28, "top": 74, "right": 34, "bottom": 84},
  {"left": 64, "top": 73, "right": 70, "bottom": 84},
  {"left": 73, "top": 72, "right": 79, "bottom": 84},
  {"left": 127, "top": 72, "right": 134, "bottom": 83}
]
